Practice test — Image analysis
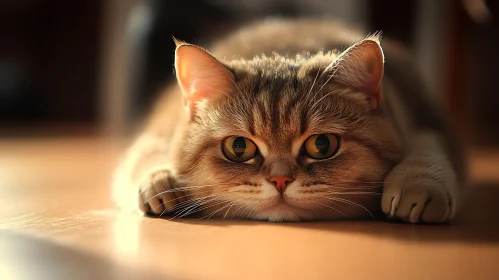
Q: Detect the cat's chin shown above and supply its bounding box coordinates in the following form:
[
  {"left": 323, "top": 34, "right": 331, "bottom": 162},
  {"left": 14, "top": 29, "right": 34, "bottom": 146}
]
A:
[
  {"left": 253, "top": 208, "right": 302, "bottom": 222},
  {"left": 249, "top": 198, "right": 354, "bottom": 222},
  {"left": 251, "top": 201, "right": 308, "bottom": 222}
]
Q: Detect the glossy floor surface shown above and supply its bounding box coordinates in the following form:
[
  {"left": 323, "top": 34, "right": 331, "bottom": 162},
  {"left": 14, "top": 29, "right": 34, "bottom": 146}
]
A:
[{"left": 1, "top": 137, "right": 498, "bottom": 280}]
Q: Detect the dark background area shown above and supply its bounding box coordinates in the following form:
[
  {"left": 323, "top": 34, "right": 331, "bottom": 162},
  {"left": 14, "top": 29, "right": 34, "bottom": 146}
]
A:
[
  {"left": 0, "top": 0, "right": 101, "bottom": 123},
  {"left": 0, "top": 0, "right": 497, "bottom": 146}
]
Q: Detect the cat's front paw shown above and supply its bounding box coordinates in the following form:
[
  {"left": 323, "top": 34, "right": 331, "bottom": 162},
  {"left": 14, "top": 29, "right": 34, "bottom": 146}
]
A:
[
  {"left": 138, "top": 170, "right": 184, "bottom": 215},
  {"left": 381, "top": 169, "right": 457, "bottom": 224}
]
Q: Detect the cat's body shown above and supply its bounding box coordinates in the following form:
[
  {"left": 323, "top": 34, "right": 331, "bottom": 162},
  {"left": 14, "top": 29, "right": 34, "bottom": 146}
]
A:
[{"left": 113, "top": 19, "right": 465, "bottom": 223}]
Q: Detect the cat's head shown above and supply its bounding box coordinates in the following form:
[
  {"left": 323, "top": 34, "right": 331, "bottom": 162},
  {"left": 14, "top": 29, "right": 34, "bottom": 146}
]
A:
[{"left": 172, "top": 37, "right": 403, "bottom": 221}]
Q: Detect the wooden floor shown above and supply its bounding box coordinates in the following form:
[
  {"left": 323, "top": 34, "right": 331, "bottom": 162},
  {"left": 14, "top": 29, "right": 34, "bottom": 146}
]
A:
[{"left": 1, "top": 137, "right": 498, "bottom": 280}]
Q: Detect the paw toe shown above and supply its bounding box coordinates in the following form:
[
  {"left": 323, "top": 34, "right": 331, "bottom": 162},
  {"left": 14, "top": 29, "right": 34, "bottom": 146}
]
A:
[
  {"left": 138, "top": 190, "right": 150, "bottom": 213},
  {"left": 382, "top": 182, "right": 454, "bottom": 224},
  {"left": 137, "top": 170, "right": 184, "bottom": 216},
  {"left": 144, "top": 186, "right": 165, "bottom": 214},
  {"left": 408, "top": 203, "right": 425, "bottom": 223},
  {"left": 420, "top": 197, "right": 450, "bottom": 223},
  {"left": 381, "top": 189, "right": 401, "bottom": 217},
  {"left": 395, "top": 188, "right": 429, "bottom": 223}
]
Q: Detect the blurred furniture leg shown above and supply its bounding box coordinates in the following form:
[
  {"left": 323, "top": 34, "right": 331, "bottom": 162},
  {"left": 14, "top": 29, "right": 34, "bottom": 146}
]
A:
[{"left": 99, "top": 0, "right": 153, "bottom": 137}]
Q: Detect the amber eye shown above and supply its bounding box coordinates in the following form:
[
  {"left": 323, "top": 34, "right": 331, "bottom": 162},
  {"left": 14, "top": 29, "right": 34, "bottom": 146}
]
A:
[
  {"left": 222, "top": 136, "right": 257, "bottom": 162},
  {"left": 304, "top": 134, "right": 340, "bottom": 159}
]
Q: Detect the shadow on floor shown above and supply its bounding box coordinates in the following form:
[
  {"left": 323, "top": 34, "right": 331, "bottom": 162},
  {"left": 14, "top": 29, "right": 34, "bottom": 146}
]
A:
[
  {"left": 161, "top": 182, "right": 499, "bottom": 244},
  {"left": 0, "top": 230, "right": 176, "bottom": 280}
]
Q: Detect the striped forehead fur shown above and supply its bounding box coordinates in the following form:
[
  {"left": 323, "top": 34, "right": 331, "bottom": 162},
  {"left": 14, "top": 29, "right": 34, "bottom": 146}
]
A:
[{"left": 200, "top": 53, "right": 373, "bottom": 137}]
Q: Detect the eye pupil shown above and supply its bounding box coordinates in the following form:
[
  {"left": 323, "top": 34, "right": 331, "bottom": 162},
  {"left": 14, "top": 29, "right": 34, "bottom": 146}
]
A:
[
  {"left": 315, "top": 134, "right": 330, "bottom": 155},
  {"left": 223, "top": 136, "right": 257, "bottom": 162},
  {"left": 304, "top": 133, "right": 339, "bottom": 160},
  {"left": 232, "top": 137, "right": 246, "bottom": 157}
]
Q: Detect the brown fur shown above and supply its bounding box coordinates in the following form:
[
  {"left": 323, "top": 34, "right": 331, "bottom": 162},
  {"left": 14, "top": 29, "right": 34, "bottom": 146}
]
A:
[{"left": 113, "top": 18, "right": 464, "bottom": 223}]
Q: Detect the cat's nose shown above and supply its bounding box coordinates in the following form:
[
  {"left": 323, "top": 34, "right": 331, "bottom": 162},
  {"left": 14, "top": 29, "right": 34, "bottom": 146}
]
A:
[{"left": 269, "top": 176, "right": 294, "bottom": 194}]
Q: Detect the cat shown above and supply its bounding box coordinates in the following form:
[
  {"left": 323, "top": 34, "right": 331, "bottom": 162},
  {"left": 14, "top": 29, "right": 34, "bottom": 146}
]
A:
[{"left": 112, "top": 18, "right": 465, "bottom": 223}]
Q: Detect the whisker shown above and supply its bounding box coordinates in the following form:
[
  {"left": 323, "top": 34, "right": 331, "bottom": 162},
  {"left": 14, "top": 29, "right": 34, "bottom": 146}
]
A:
[
  {"left": 223, "top": 199, "right": 242, "bottom": 219},
  {"left": 165, "top": 194, "right": 220, "bottom": 218},
  {"left": 197, "top": 200, "right": 236, "bottom": 220},
  {"left": 314, "top": 202, "right": 348, "bottom": 218},
  {"left": 232, "top": 204, "right": 248, "bottom": 219},
  {"left": 156, "top": 184, "right": 236, "bottom": 213},
  {"left": 161, "top": 189, "right": 217, "bottom": 212},
  {"left": 319, "top": 191, "right": 381, "bottom": 195},
  {"left": 325, "top": 181, "right": 387, "bottom": 184},
  {"left": 242, "top": 196, "right": 265, "bottom": 219},
  {"left": 246, "top": 207, "right": 256, "bottom": 220},
  {"left": 143, "top": 183, "right": 218, "bottom": 200},
  {"left": 169, "top": 193, "right": 233, "bottom": 217},
  {"left": 165, "top": 188, "right": 244, "bottom": 218},
  {"left": 238, "top": 204, "right": 251, "bottom": 220},
  {"left": 324, "top": 197, "right": 375, "bottom": 220},
  {"left": 186, "top": 195, "right": 237, "bottom": 216},
  {"left": 187, "top": 199, "right": 231, "bottom": 219},
  {"left": 168, "top": 199, "right": 220, "bottom": 219}
]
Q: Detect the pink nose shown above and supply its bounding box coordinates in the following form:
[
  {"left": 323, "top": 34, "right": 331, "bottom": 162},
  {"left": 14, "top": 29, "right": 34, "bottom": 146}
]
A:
[{"left": 269, "top": 176, "right": 294, "bottom": 194}]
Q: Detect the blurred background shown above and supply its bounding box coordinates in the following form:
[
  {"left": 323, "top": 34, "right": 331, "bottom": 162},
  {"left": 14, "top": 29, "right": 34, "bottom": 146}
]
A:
[{"left": 0, "top": 0, "right": 497, "bottom": 147}]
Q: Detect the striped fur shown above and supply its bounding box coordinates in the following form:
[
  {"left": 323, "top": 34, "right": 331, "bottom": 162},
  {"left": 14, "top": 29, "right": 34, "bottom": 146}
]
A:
[{"left": 113, "top": 19, "right": 464, "bottom": 223}]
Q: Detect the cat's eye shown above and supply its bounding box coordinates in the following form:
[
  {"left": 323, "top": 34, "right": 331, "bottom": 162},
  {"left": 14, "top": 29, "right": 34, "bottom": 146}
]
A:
[
  {"left": 222, "top": 136, "right": 257, "bottom": 162},
  {"left": 304, "top": 134, "right": 340, "bottom": 159}
]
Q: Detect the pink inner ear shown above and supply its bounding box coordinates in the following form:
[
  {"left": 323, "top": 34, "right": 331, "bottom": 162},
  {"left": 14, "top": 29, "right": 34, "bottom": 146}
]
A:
[
  {"left": 358, "top": 42, "right": 384, "bottom": 96},
  {"left": 175, "top": 45, "right": 235, "bottom": 106}
]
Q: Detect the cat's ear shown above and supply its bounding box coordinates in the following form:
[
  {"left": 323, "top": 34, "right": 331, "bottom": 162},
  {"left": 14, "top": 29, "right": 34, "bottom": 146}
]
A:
[
  {"left": 174, "top": 41, "right": 235, "bottom": 108},
  {"left": 327, "top": 38, "right": 384, "bottom": 105}
]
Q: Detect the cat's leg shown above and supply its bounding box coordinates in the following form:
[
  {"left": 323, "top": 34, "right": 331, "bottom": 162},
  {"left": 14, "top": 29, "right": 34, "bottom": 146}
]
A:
[
  {"left": 381, "top": 131, "right": 459, "bottom": 223},
  {"left": 113, "top": 135, "right": 184, "bottom": 215}
]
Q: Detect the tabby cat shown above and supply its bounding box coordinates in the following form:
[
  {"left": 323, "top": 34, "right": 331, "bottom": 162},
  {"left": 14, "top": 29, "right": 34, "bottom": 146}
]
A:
[{"left": 113, "top": 19, "right": 465, "bottom": 223}]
